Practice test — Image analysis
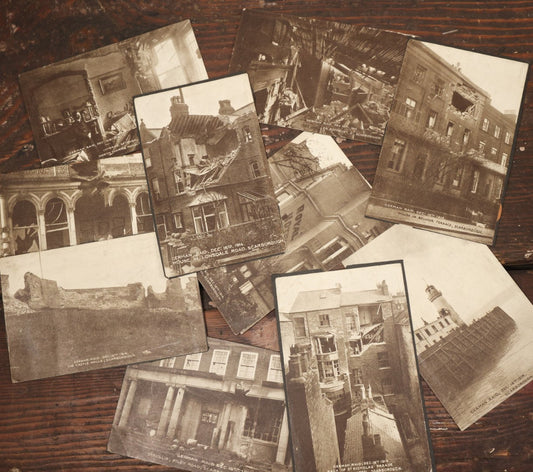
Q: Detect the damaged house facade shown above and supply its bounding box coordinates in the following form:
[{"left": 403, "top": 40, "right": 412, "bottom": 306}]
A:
[
  {"left": 198, "top": 136, "right": 389, "bottom": 334},
  {"left": 368, "top": 40, "right": 518, "bottom": 243},
  {"left": 279, "top": 282, "right": 431, "bottom": 471},
  {"left": 0, "top": 154, "right": 153, "bottom": 257},
  {"left": 141, "top": 91, "right": 283, "bottom": 276},
  {"left": 109, "top": 338, "right": 292, "bottom": 472}
]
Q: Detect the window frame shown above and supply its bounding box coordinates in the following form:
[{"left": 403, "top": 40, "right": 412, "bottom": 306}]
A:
[
  {"left": 183, "top": 353, "right": 202, "bottom": 371},
  {"left": 209, "top": 349, "right": 230, "bottom": 376},
  {"left": 267, "top": 354, "right": 283, "bottom": 383},
  {"left": 236, "top": 351, "right": 259, "bottom": 380}
]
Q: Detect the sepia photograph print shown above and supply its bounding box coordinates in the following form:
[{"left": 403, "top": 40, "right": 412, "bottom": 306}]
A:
[
  {"left": 198, "top": 132, "right": 390, "bottom": 335},
  {"left": 229, "top": 9, "right": 411, "bottom": 144},
  {"left": 0, "top": 232, "right": 207, "bottom": 382},
  {"left": 366, "top": 40, "right": 528, "bottom": 244},
  {"left": 345, "top": 224, "right": 533, "bottom": 430},
  {"left": 134, "top": 73, "right": 285, "bottom": 277},
  {"left": 19, "top": 20, "right": 207, "bottom": 166},
  {"left": 108, "top": 337, "right": 292, "bottom": 472},
  {"left": 274, "top": 262, "right": 434, "bottom": 472},
  {"left": 0, "top": 153, "right": 153, "bottom": 257}
]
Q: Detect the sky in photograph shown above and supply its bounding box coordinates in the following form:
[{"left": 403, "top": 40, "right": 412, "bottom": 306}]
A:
[
  {"left": 422, "top": 41, "right": 528, "bottom": 115},
  {"left": 344, "top": 225, "right": 523, "bottom": 329},
  {"left": 0, "top": 233, "right": 169, "bottom": 294},
  {"left": 274, "top": 262, "right": 406, "bottom": 313},
  {"left": 135, "top": 74, "right": 255, "bottom": 129},
  {"left": 292, "top": 132, "right": 353, "bottom": 169}
]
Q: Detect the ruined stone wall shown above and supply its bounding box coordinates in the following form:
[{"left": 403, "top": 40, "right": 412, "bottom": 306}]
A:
[{"left": 16, "top": 272, "right": 147, "bottom": 310}]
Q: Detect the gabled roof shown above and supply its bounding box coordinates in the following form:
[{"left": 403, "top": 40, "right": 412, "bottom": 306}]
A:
[
  {"left": 290, "top": 288, "right": 341, "bottom": 313},
  {"left": 290, "top": 286, "right": 391, "bottom": 313},
  {"left": 168, "top": 114, "right": 223, "bottom": 138},
  {"left": 341, "top": 289, "right": 391, "bottom": 306}
]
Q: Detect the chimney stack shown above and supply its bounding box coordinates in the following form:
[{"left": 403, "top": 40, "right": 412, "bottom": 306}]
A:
[{"left": 170, "top": 95, "right": 189, "bottom": 120}]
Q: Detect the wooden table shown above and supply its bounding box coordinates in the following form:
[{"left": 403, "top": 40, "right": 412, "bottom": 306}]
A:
[{"left": 0, "top": 1, "right": 532, "bottom": 471}]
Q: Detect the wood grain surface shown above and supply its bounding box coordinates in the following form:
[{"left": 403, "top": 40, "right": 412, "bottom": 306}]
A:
[{"left": 0, "top": 1, "right": 532, "bottom": 471}]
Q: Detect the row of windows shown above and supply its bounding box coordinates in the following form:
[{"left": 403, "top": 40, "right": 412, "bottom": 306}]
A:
[
  {"left": 294, "top": 311, "right": 360, "bottom": 338},
  {"left": 159, "top": 351, "right": 283, "bottom": 383},
  {"left": 387, "top": 138, "right": 504, "bottom": 198},
  {"left": 405, "top": 96, "right": 512, "bottom": 146},
  {"left": 143, "top": 125, "right": 255, "bottom": 170},
  {"left": 416, "top": 318, "right": 452, "bottom": 341},
  {"left": 10, "top": 192, "right": 152, "bottom": 254},
  {"left": 410, "top": 63, "right": 513, "bottom": 144}
]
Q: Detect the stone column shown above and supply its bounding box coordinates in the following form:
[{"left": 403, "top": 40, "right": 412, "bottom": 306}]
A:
[
  {"left": 231, "top": 405, "right": 248, "bottom": 454},
  {"left": 156, "top": 385, "right": 175, "bottom": 437},
  {"left": 166, "top": 387, "right": 184, "bottom": 438},
  {"left": 217, "top": 403, "right": 232, "bottom": 450},
  {"left": 0, "top": 194, "right": 7, "bottom": 229},
  {"left": 130, "top": 201, "right": 138, "bottom": 235},
  {"left": 118, "top": 379, "right": 138, "bottom": 428},
  {"left": 276, "top": 406, "right": 290, "bottom": 464},
  {"left": 38, "top": 210, "right": 47, "bottom": 251},
  {"left": 67, "top": 204, "right": 77, "bottom": 246}
]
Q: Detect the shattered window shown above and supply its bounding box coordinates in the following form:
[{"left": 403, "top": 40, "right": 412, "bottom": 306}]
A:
[
  {"left": 315, "top": 335, "right": 336, "bottom": 354},
  {"left": 136, "top": 192, "right": 154, "bottom": 233},
  {"left": 404, "top": 97, "right": 417, "bottom": 118},
  {"left": 463, "top": 129, "right": 471, "bottom": 145},
  {"left": 446, "top": 121, "right": 455, "bottom": 138},
  {"left": 12, "top": 200, "right": 39, "bottom": 255},
  {"left": 431, "top": 79, "right": 445, "bottom": 98},
  {"left": 44, "top": 198, "right": 70, "bottom": 250},
  {"left": 413, "top": 65, "right": 426, "bottom": 84},
  {"left": 426, "top": 110, "right": 437, "bottom": 129}
]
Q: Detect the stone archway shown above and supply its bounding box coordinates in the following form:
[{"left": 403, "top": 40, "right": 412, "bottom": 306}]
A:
[
  {"left": 74, "top": 193, "right": 108, "bottom": 243},
  {"left": 109, "top": 193, "right": 132, "bottom": 237}
]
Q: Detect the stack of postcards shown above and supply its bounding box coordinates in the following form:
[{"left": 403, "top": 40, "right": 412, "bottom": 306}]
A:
[{"left": 1, "top": 8, "right": 531, "bottom": 472}]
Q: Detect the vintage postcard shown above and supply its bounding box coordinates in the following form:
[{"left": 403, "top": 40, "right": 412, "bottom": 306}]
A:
[
  {"left": 0, "top": 232, "right": 207, "bottom": 382},
  {"left": 273, "top": 262, "right": 434, "bottom": 472},
  {"left": 0, "top": 153, "right": 153, "bottom": 257},
  {"left": 366, "top": 40, "right": 528, "bottom": 244},
  {"left": 345, "top": 224, "right": 533, "bottom": 430},
  {"left": 134, "top": 73, "right": 285, "bottom": 277},
  {"left": 229, "top": 9, "right": 410, "bottom": 144},
  {"left": 19, "top": 20, "right": 207, "bottom": 166},
  {"left": 198, "top": 132, "right": 390, "bottom": 334},
  {"left": 108, "top": 337, "right": 292, "bottom": 472}
]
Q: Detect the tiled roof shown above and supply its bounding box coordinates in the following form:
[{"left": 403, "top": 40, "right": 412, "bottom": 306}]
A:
[{"left": 290, "top": 287, "right": 391, "bottom": 313}]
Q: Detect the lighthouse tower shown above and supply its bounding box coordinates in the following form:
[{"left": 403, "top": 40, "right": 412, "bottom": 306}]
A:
[{"left": 425, "top": 285, "right": 466, "bottom": 327}]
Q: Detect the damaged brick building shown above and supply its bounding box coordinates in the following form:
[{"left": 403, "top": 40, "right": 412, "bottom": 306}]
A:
[
  {"left": 368, "top": 40, "right": 519, "bottom": 243},
  {"left": 140, "top": 91, "right": 283, "bottom": 276},
  {"left": 279, "top": 281, "right": 432, "bottom": 471}
]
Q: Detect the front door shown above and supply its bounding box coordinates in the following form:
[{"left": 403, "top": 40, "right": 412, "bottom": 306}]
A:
[{"left": 196, "top": 407, "right": 219, "bottom": 446}]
